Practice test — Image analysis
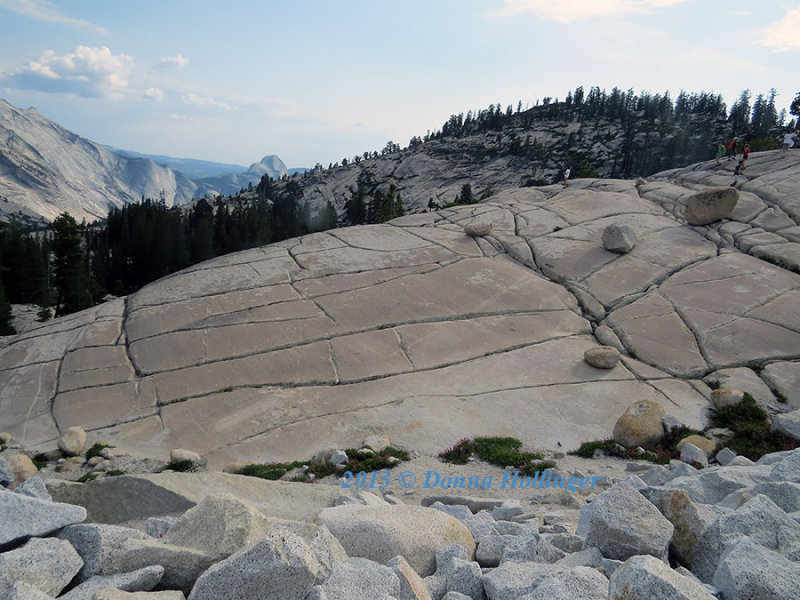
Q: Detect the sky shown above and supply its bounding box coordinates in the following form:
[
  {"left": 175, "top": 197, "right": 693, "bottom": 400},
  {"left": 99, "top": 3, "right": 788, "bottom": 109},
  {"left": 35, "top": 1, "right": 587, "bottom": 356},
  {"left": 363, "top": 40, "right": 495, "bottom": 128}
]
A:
[{"left": 0, "top": 1, "right": 797, "bottom": 169}]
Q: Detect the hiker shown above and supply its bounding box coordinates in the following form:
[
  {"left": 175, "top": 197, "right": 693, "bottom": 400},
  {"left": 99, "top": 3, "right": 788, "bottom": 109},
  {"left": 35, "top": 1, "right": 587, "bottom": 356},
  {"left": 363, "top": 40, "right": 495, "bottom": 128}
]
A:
[
  {"left": 715, "top": 142, "right": 726, "bottom": 165},
  {"left": 563, "top": 167, "right": 571, "bottom": 188},
  {"left": 727, "top": 137, "right": 738, "bottom": 161},
  {"left": 731, "top": 161, "right": 745, "bottom": 188},
  {"left": 783, "top": 131, "right": 798, "bottom": 152},
  {"left": 742, "top": 143, "right": 750, "bottom": 164}
]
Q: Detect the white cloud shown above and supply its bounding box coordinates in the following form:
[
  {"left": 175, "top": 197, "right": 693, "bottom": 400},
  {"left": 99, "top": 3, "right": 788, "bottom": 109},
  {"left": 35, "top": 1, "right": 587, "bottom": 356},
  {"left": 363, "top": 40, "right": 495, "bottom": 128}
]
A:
[
  {"left": 181, "top": 92, "right": 234, "bottom": 111},
  {"left": 0, "top": 0, "right": 107, "bottom": 33},
  {"left": 491, "top": 0, "right": 688, "bottom": 23},
  {"left": 143, "top": 87, "right": 164, "bottom": 102},
  {"left": 0, "top": 46, "right": 133, "bottom": 99},
  {"left": 156, "top": 54, "right": 190, "bottom": 69},
  {"left": 756, "top": 7, "right": 800, "bottom": 52}
]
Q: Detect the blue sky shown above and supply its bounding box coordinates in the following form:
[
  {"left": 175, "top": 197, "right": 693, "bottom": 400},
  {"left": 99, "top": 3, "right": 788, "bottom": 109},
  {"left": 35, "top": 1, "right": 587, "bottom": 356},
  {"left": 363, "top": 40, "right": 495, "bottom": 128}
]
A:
[{"left": 0, "top": 0, "right": 797, "bottom": 169}]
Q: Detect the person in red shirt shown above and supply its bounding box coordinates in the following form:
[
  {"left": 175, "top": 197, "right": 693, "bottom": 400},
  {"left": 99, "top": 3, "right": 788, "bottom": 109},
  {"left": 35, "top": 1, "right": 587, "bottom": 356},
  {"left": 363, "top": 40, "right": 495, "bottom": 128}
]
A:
[{"left": 727, "top": 137, "right": 738, "bottom": 161}]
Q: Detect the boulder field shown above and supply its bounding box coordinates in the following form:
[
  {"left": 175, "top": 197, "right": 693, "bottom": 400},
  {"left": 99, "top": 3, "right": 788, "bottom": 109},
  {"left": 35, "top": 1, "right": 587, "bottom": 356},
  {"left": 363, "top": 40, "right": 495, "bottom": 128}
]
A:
[{"left": 1, "top": 150, "right": 800, "bottom": 468}]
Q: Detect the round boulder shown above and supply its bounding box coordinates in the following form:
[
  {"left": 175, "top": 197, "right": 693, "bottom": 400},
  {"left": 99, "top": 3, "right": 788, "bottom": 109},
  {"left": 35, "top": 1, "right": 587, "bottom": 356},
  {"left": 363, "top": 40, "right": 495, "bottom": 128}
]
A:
[
  {"left": 710, "top": 388, "right": 744, "bottom": 409},
  {"left": 613, "top": 399, "right": 666, "bottom": 449},
  {"left": 584, "top": 346, "right": 620, "bottom": 369},
  {"left": 676, "top": 434, "right": 716, "bottom": 456},
  {"left": 683, "top": 187, "right": 738, "bottom": 225},
  {"left": 58, "top": 426, "right": 87, "bottom": 457},
  {"left": 7, "top": 454, "right": 38, "bottom": 489},
  {"left": 464, "top": 221, "right": 492, "bottom": 237},
  {"left": 316, "top": 504, "right": 475, "bottom": 576}
]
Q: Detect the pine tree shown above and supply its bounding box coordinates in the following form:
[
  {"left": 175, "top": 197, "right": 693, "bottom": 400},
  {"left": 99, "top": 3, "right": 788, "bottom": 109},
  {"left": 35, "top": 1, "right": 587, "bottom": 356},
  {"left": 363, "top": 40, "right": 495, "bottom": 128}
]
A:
[
  {"left": 51, "top": 213, "right": 93, "bottom": 317},
  {"left": 0, "top": 279, "right": 15, "bottom": 335}
]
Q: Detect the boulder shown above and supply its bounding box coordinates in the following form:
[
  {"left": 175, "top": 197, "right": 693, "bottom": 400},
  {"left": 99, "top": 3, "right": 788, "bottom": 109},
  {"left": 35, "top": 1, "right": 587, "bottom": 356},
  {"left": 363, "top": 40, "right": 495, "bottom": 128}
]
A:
[
  {"left": 612, "top": 399, "right": 666, "bottom": 449},
  {"left": 691, "top": 494, "right": 800, "bottom": 582},
  {"left": 0, "top": 537, "right": 84, "bottom": 598},
  {"left": 464, "top": 221, "right": 492, "bottom": 237},
  {"left": 13, "top": 476, "right": 52, "bottom": 501},
  {"left": 316, "top": 557, "right": 401, "bottom": 600},
  {"left": 475, "top": 535, "right": 517, "bottom": 568},
  {"left": 659, "top": 488, "right": 730, "bottom": 565},
  {"left": 5, "top": 581, "right": 59, "bottom": 600},
  {"left": 491, "top": 500, "right": 524, "bottom": 521},
  {"left": 57, "top": 566, "right": 164, "bottom": 600},
  {"left": 714, "top": 447, "right": 737, "bottom": 466},
  {"left": 679, "top": 443, "right": 708, "bottom": 468},
  {"left": 169, "top": 449, "right": 204, "bottom": 468},
  {"left": 144, "top": 516, "right": 175, "bottom": 538},
  {"left": 7, "top": 454, "right": 38, "bottom": 489},
  {"left": 575, "top": 483, "right": 673, "bottom": 561},
  {"left": 524, "top": 566, "right": 609, "bottom": 600},
  {"left": 423, "top": 545, "right": 483, "bottom": 600},
  {"left": 675, "top": 435, "right": 715, "bottom": 456},
  {"left": 0, "top": 456, "right": 12, "bottom": 486},
  {"left": 94, "top": 591, "right": 186, "bottom": 600},
  {"left": 608, "top": 554, "right": 716, "bottom": 599},
  {"left": 770, "top": 449, "right": 800, "bottom": 482},
  {"left": 602, "top": 222, "right": 638, "bottom": 253},
  {"left": 752, "top": 481, "right": 800, "bottom": 513},
  {"left": 162, "top": 494, "right": 273, "bottom": 561},
  {"left": 772, "top": 409, "right": 800, "bottom": 441},
  {"left": 712, "top": 536, "right": 800, "bottom": 600},
  {"left": 57, "top": 524, "right": 151, "bottom": 582},
  {"left": 113, "top": 538, "right": 215, "bottom": 594},
  {"left": 583, "top": 346, "right": 620, "bottom": 369},
  {"left": 387, "top": 555, "right": 433, "bottom": 600},
  {"left": 329, "top": 451, "right": 348, "bottom": 466},
  {"left": 362, "top": 436, "right": 391, "bottom": 452},
  {"left": 187, "top": 530, "right": 342, "bottom": 600},
  {"left": 683, "top": 187, "right": 738, "bottom": 225},
  {"left": 500, "top": 535, "right": 565, "bottom": 564},
  {"left": 58, "top": 426, "right": 87, "bottom": 456},
  {"left": 0, "top": 487, "right": 87, "bottom": 547},
  {"left": 482, "top": 562, "right": 570, "bottom": 600},
  {"left": 710, "top": 388, "right": 744, "bottom": 409},
  {"left": 316, "top": 504, "right": 475, "bottom": 576}
]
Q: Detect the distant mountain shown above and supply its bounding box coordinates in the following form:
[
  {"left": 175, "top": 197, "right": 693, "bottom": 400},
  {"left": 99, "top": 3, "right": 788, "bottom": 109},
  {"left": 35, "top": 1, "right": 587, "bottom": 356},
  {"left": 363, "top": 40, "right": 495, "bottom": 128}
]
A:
[
  {"left": 108, "top": 148, "right": 248, "bottom": 180},
  {"left": 192, "top": 155, "right": 289, "bottom": 198},
  {"left": 0, "top": 99, "right": 197, "bottom": 223}
]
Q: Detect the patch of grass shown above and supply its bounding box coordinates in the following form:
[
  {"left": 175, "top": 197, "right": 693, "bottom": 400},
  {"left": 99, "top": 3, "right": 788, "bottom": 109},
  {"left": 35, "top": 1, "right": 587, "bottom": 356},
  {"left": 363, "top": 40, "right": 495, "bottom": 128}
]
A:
[
  {"left": 708, "top": 393, "right": 799, "bottom": 460},
  {"left": 77, "top": 472, "right": 99, "bottom": 483},
  {"left": 706, "top": 380, "right": 722, "bottom": 390},
  {"left": 234, "top": 446, "right": 411, "bottom": 483},
  {"left": 439, "top": 438, "right": 474, "bottom": 464},
  {"left": 32, "top": 453, "right": 49, "bottom": 470},
  {"left": 105, "top": 469, "right": 126, "bottom": 477},
  {"left": 569, "top": 438, "right": 674, "bottom": 465},
  {"left": 85, "top": 442, "right": 110, "bottom": 460},
  {"left": 165, "top": 459, "right": 195, "bottom": 472},
  {"left": 569, "top": 439, "right": 624, "bottom": 459}
]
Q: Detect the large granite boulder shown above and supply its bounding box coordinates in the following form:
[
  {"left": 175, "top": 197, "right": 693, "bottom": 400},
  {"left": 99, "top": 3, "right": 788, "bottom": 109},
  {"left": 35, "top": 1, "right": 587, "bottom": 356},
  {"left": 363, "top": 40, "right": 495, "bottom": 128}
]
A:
[
  {"left": 0, "top": 487, "right": 86, "bottom": 547},
  {"left": 608, "top": 555, "right": 716, "bottom": 600},
  {"left": 612, "top": 399, "right": 666, "bottom": 449},
  {"left": 316, "top": 504, "right": 475, "bottom": 576},
  {"left": 0, "top": 537, "right": 83, "bottom": 598},
  {"left": 683, "top": 187, "right": 738, "bottom": 225}
]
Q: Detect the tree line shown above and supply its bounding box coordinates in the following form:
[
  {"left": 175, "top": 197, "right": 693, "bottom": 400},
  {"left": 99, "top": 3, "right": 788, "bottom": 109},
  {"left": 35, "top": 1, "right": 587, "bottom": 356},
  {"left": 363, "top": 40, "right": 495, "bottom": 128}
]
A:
[{"left": 0, "top": 176, "right": 336, "bottom": 333}]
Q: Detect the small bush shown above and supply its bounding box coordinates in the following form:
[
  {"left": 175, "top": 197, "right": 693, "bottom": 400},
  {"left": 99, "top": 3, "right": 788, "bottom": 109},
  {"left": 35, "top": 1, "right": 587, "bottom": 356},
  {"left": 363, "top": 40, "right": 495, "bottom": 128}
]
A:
[
  {"left": 165, "top": 459, "right": 195, "bottom": 472},
  {"left": 32, "top": 453, "right": 49, "bottom": 470},
  {"left": 439, "top": 438, "right": 475, "bottom": 464},
  {"left": 706, "top": 380, "right": 721, "bottom": 390},
  {"left": 85, "top": 442, "right": 110, "bottom": 460},
  {"left": 106, "top": 469, "right": 126, "bottom": 477},
  {"left": 77, "top": 472, "right": 99, "bottom": 483}
]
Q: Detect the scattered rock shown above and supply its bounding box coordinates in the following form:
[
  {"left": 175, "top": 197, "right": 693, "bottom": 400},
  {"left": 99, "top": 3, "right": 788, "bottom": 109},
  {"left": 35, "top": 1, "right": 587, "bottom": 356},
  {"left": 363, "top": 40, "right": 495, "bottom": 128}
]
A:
[
  {"left": 58, "top": 566, "right": 164, "bottom": 600},
  {"left": 423, "top": 545, "right": 483, "bottom": 600},
  {"left": 680, "top": 443, "right": 708, "bottom": 468},
  {"left": 684, "top": 187, "right": 738, "bottom": 225},
  {"left": 0, "top": 487, "right": 87, "bottom": 547},
  {"left": 187, "top": 531, "right": 341, "bottom": 600},
  {"left": 315, "top": 557, "right": 400, "bottom": 600},
  {"left": 772, "top": 410, "right": 800, "bottom": 441},
  {"left": 583, "top": 346, "right": 620, "bottom": 369},
  {"left": 57, "top": 523, "right": 151, "bottom": 582},
  {"left": 0, "top": 537, "right": 84, "bottom": 598},
  {"left": 710, "top": 388, "right": 744, "bottom": 409},
  {"left": 525, "top": 566, "right": 609, "bottom": 600},
  {"left": 115, "top": 538, "right": 216, "bottom": 594},
  {"left": 94, "top": 590, "right": 186, "bottom": 600},
  {"left": 101, "top": 447, "right": 127, "bottom": 460},
  {"left": 675, "top": 435, "right": 715, "bottom": 456},
  {"left": 145, "top": 516, "right": 176, "bottom": 539},
  {"left": 13, "top": 476, "right": 52, "bottom": 501},
  {"left": 329, "top": 451, "right": 349, "bottom": 466},
  {"left": 714, "top": 447, "right": 737, "bottom": 466},
  {"left": 7, "top": 454, "right": 38, "bottom": 489},
  {"left": 659, "top": 488, "right": 730, "bottom": 566},
  {"left": 169, "top": 449, "right": 204, "bottom": 468},
  {"left": 491, "top": 500, "right": 524, "bottom": 521},
  {"left": 316, "top": 504, "right": 475, "bottom": 577},
  {"left": 612, "top": 399, "right": 666, "bottom": 449},
  {"left": 58, "top": 426, "right": 87, "bottom": 457},
  {"left": 362, "top": 436, "right": 391, "bottom": 453},
  {"left": 602, "top": 222, "right": 638, "bottom": 253},
  {"left": 464, "top": 221, "right": 492, "bottom": 237},
  {"left": 712, "top": 536, "right": 800, "bottom": 600},
  {"left": 609, "top": 554, "right": 717, "bottom": 599},
  {"left": 575, "top": 483, "right": 674, "bottom": 561},
  {"left": 386, "top": 555, "right": 433, "bottom": 600}
]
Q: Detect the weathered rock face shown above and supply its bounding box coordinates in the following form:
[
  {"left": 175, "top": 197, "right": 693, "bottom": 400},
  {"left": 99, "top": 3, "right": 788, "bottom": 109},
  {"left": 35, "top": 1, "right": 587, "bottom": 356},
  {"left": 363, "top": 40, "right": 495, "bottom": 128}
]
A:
[
  {"left": 683, "top": 187, "right": 739, "bottom": 225},
  {"left": 1, "top": 151, "right": 800, "bottom": 466}
]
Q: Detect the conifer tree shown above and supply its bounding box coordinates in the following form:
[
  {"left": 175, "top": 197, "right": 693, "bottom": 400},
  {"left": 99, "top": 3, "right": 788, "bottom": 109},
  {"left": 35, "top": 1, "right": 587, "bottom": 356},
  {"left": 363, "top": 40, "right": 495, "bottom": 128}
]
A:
[
  {"left": 0, "top": 279, "right": 15, "bottom": 335},
  {"left": 51, "top": 213, "right": 93, "bottom": 317}
]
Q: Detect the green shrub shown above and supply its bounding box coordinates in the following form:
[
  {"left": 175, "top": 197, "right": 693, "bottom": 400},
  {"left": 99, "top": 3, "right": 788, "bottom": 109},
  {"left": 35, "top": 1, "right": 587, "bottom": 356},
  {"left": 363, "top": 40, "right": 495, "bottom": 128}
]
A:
[
  {"left": 77, "top": 472, "right": 99, "bottom": 483},
  {"left": 439, "top": 438, "right": 474, "bottom": 464},
  {"left": 85, "top": 442, "right": 110, "bottom": 460},
  {"left": 709, "top": 393, "right": 798, "bottom": 459},
  {"left": 32, "top": 453, "right": 49, "bottom": 470},
  {"left": 106, "top": 469, "right": 126, "bottom": 477},
  {"left": 165, "top": 459, "right": 195, "bottom": 472}
]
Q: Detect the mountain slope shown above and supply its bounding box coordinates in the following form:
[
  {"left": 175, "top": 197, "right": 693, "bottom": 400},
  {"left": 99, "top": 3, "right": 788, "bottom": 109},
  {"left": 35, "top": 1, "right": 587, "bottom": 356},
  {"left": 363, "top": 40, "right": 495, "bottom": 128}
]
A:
[
  {"left": 192, "top": 155, "right": 289, "bottom": 198},
  {"left": 0, "top": 99, "right": 197, "bottom": 223},
  {"left": 108, "top": 148, "right": 248, "bottom": 180}
]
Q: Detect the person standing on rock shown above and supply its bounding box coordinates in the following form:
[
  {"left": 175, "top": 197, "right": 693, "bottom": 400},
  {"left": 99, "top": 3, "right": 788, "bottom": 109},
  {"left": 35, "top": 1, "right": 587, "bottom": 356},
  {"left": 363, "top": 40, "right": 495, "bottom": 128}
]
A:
[
  {"left": 563, "top": 167, "right": 571, "bottom": 188},
  {"left": 727, "top": 137, "right": 738, "bottom": 161},
  {"left": 716, "top": 142, "right": 726, "bottom": 165},
  {"left": 730, "top": 161, "right": 745, "bottom": 188},
  {"left": 783, "top": 131, "right": 798, "bottom": 152},
  {"left": 742, "top": 144, "right": 750, "bottom": 165}
]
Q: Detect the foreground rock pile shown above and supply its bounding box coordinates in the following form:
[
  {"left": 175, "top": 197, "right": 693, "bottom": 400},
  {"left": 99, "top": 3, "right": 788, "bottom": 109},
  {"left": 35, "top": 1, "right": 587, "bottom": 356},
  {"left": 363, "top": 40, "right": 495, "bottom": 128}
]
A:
[{"left": 2, "top": 447, "right": 800, "bottom": 599}]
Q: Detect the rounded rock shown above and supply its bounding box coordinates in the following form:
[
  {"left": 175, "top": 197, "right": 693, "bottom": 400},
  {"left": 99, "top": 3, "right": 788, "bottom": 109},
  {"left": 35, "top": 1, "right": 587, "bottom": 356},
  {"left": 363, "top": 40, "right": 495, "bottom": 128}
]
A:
[
  {"left": 710, "top": 388, "right": 744, "bottom": 409},
  {"left": 58, "top": 426, "right": 87, "bottom": 457},
  {"left": 676, "top": 435, "right": 716, "bottom": 456},
  {"left": 613, "top": 399, "right": 666, "bottom": 449},
  {"left": 583, "top": 345, "right": 620, "bottom": 369},
  {"left": 463, "top": 221, "right": 492, "bottom": 237}
]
